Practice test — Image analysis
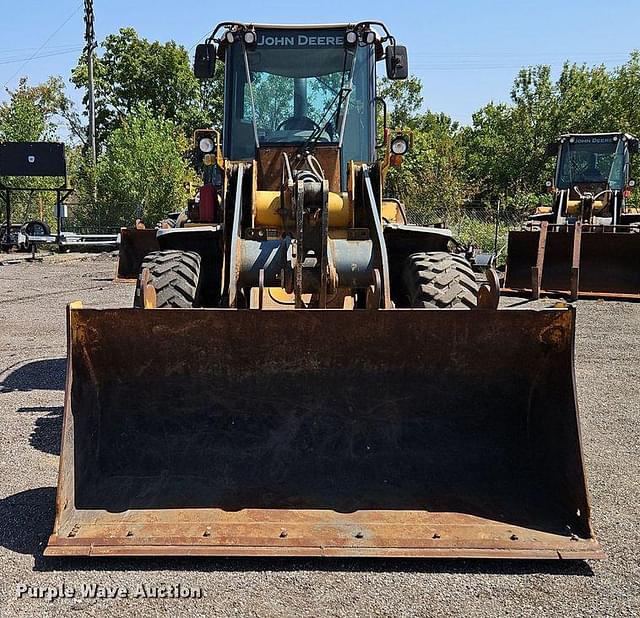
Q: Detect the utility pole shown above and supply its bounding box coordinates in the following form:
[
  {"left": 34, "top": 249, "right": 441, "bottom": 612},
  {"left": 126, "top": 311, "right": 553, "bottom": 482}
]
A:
[{"left": 84, "top": 0, "right": 97, "bottom": 170}]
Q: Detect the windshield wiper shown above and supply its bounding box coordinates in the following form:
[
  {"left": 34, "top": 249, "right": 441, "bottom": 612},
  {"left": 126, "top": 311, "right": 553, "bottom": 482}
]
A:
[
  {"left": 297, "top": 85, "right": 352, "bottom": 155},
  {"left": 297, "top": 46, "right": 357, "bottom": 159},
  {"left": 241, "top": 42, "right": 261, "bottom": 149}
]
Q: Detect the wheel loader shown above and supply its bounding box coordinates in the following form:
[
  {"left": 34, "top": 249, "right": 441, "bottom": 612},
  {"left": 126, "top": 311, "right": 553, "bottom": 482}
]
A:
[
  {"left": 504, "top": 132, "right": 640, "bottom": 300},
  {"left": 46, "top": 22, "right": 601, "bottom": 559}
]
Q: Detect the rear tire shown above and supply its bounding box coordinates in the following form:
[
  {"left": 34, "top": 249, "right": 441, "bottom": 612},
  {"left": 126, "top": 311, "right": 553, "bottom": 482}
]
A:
[
  {"left": 134, "top": 250, "right": 201, "bottom": 308},
  {"left": 402, "top": 251, "right": 478, "bottom": 309}
]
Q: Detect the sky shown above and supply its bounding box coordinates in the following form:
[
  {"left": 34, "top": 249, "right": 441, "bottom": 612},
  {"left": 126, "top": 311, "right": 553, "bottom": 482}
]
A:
[{"left": 1, "top": 0, "right": 639, "bottom": 126}]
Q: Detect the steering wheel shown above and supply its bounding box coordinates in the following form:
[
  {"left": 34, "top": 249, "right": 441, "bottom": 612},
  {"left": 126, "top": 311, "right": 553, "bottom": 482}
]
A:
[
  {"left": 277, "top": 116, "right": 321, "bottom": 133},
  {"left": 573, "top": 186, "right": 611, "bottom": 202}
]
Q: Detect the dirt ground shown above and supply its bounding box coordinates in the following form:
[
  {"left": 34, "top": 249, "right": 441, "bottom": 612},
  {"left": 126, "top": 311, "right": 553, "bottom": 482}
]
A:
[{"left": 0, "top": 252, "right": 638, "bottom": 617}]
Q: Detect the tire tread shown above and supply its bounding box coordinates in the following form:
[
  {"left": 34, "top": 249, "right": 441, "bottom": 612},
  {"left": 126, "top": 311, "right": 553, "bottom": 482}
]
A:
[
  {"left": 134, "top": 250, "right": 201, "bottom": 308},
  {"left": 402, "top": 251, "right": 478, "bottom": 309}
]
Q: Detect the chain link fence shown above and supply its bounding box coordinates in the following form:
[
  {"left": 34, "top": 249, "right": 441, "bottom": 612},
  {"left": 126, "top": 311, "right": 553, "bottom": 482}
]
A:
[
  {"left": 60, "top": 200, "right": 151, "bottom": 236},
  {"left": 13, "top": 193, "right": 527, "bottom": 261},
  {"left": 405, "top": 202, "right": 526, "bottom": 260}
]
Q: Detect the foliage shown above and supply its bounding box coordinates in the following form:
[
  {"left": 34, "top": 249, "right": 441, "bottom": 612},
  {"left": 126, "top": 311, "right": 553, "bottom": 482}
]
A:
[
  {"left": 380, "top": 77, "right": 470, "bottom": 220},
  {"left": 378, "top": 76, "right": 424, "bottom": 126},
  {"left": 71, "top": 28, "right": 223, "bottom": 146},
  {"left": 0, "top": 77, "right": 71, "bottom": 227},
  {"left": 461, "top": 57, "right": 640, "bottom": 208},
  {"left": 8, "top": 28, "right": 640, "bottom": 248},
  {"left": 0, "top": 77, "right": 67, "bottom": 142},
  {"left": 72, "top": 105, "right": 195, "bottom": 228}
]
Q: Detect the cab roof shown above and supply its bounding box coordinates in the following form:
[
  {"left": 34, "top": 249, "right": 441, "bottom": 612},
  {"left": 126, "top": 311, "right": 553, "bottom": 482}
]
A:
[{"left": 557, "top": 132, "right": 637, "bottom": 141}]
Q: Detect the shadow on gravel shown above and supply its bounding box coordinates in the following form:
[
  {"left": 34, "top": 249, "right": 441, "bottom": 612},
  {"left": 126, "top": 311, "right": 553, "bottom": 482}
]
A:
[
  {"left": 18, "top": 405, "right": 63, "bottom": 455},
  {"left": 0, "top": 488, "right": 594, "bottom": 576},
  {"left": 0, "top": 487, "right": 56, "bottom": 558},
  {"left": 0, "top": 358, "right": 66, "bottom": 392},
  {"left": 35, "top": 555, "right": 596, "bottom": 576}
]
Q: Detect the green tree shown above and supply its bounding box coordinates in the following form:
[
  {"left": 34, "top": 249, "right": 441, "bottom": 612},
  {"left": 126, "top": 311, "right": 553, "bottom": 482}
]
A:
[
  {"left": 387, "top": 118, "right": 470, "bottom": 218},
  {"left": 378, "top": 76, "right": 423, "bottom": 126},
  {"left": 461, "top": 66, "right": 559, "bottom": 204},
  {"left": 608, "top": 51, "right": 640, "bottom": 131},
  {"left": 73, "top": 105, "right": 195, "bottom": 227},
  {"left": 377, "top": 77, "right": 469, "bottom": 219},
  {"left": 71, "top": 28, "right": 223, "bottom": 145},
  {"left": 0, "top": 76, "right": 66, "bottom": 142},
  {"left": 0, "top": 77, "right": 69, "bottom": 226},
  {"left": 459, "top": 58, "right": 640, "bottom": 207},
  {"left": 556, "top": 62, "right": 612, "bottom": 133}
]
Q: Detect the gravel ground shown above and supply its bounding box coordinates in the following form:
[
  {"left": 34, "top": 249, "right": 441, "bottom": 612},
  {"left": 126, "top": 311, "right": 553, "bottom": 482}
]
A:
[{"left": 0, "top": 252, "right": 638, "bottom": 617}]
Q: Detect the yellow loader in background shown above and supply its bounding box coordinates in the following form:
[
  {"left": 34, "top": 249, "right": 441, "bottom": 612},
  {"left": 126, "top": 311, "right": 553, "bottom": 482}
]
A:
[
  {"left": 47, "top": 22, "right": 601, "bottom": 559},
  {"left": 504, "top": 133, "right": 640, "bottom": 300}
]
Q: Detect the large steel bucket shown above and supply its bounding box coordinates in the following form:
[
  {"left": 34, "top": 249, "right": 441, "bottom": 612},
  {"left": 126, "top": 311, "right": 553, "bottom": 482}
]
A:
[
  {"left": 115, "top": 228, "right": 160, "bottom": 281},
  {"left": 45, "top": 305, "right": 602, "bottom": 559},
  {"left": 504, "top": 228, "right": 640, "bottom": 299}
]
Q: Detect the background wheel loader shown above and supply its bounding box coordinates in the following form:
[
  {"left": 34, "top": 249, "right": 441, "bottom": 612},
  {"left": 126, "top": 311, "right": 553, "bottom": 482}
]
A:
[
  {"left": 503, "top": 132, "right": 640, "bottom": 300},
  {"left": 47, "top": 22, "right": 601, "bottom": 559}
]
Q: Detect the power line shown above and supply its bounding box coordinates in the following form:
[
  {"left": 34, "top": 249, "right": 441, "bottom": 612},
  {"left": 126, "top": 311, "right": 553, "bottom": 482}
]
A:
[
  {"left": 2, "top": 2, "right": 83, "bottom": 88},
  {"left": 411, "top": 51, "right": 633, "bottom": 59},
  {"left": 0, "top": 48, "right": 83, "bottom": 66},
  {"left": 0, "top": 43, "right": 80, "bottom": 54},
  {"left": 189, "top": 29, "right": 215, "bottom": 52}
]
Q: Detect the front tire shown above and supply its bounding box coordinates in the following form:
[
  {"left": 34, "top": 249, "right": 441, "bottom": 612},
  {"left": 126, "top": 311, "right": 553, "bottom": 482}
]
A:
[
  {"left": 134, "top": 250, "right": 201, "bottom": 308},
  {"left": 402, "top": 251, "right": 478, "bottom": 309}
]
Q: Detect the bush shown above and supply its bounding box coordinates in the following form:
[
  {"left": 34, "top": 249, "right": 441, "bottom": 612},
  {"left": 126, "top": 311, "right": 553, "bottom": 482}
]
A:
[{"left": 72, "top": 105, "right": 195, "bottom": 228}]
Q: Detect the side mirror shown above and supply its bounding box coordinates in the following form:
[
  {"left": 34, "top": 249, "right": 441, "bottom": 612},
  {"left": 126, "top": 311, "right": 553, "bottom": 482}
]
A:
[
  {"left": 628, "top": 139, "right": 640, "bottom": 154},
  {"left": 386, "top": 45, "right": 409, "bottom": 80},
  {"left": 194, "top": 43, "right": 217, "bottom": 79}
]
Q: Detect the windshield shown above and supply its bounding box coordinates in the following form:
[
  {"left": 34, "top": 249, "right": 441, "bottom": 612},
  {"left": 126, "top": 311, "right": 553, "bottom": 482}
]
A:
[
  {"left": 223, "top": 28, "right": 375, "bottom": 164},
  {"left": 557, "top": 136, "right": 628, "bottom": 190}
]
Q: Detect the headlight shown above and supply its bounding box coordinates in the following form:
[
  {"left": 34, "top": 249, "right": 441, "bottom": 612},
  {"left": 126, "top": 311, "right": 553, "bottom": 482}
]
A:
[
  {"left": 199, "top": 137, "right": 215, "bottom": 154},
  {"left": 345, "top": 30, "right": 358, "bottom": 46},
  {"left": 244, "top": 30, "right": 257, "bottom": 46},
  {"left": 391, "top": 136, "right": 409, "bottom": 156},
  {"left": 364, "top": 31, "right": 376, "bottom": 45}
]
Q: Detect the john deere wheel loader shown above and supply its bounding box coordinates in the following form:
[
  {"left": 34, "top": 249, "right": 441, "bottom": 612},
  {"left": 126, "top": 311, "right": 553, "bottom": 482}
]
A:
[
  {"left": 504, "top": 132, "right": 640, "bottom": 300},
  {"left": 46, "top": 22, "right": 601, "bottom": 559}
]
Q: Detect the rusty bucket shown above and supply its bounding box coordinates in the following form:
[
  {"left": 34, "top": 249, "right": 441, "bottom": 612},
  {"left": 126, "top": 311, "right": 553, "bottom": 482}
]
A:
[
  {"left": 115, "top": 228, "right": 160, "bottom": 281},
  {"left": 45, "top": 305, "right": 602, "bottom": 559},
  {"left": 504, "top": 226, "right": 640, "bottom": 300}
]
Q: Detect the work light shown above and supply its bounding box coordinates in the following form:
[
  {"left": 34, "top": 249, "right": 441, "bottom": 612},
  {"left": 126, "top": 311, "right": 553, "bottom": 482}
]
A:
[
  {"left": 391, "top": 136, "right": 409, "bottom": 156},
  {"left": 199, "top": 137, "right": 215, "bottom": 154}
]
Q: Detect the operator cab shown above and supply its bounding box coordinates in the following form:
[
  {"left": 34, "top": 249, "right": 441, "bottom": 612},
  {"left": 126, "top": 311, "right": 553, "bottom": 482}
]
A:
[
  {"left": 536, "top": 133, "right": 639, "bottom": 225},
  {"left": 194, "top": 22, "right": 408, "bottom": 190},
  {"left": 556, "top": 133, "right": 635, "bottom": 193}
]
